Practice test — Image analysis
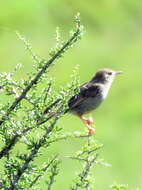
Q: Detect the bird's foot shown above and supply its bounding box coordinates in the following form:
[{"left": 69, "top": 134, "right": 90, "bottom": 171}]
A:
[
  {"left": 78, "top": 115, "right": 95, "bottom": 136},
  {"left": 81, "top": 116, "right": 94, "bottom": 126},
  {"left": 87, "top": 125, "right": 95, "bottom": 136},
  {"left": 85, "top": 117, "right": 94, "bottom": 125}
]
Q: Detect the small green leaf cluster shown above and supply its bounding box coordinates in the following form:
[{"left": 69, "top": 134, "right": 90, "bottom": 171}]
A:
[{"left": 111, "top": 184, "right": 128, "bottom": 190}]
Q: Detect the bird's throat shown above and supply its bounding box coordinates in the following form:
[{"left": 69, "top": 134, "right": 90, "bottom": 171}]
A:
[{"left": 102, "top": 80, "right": 113, "bottom": 99}]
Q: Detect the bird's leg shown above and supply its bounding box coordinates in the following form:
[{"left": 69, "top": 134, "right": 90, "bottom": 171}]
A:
[
  {"left": 85, "top": 116, "right": 94, "bottom": 125},
  {"left": 78, "top": 115, "right": 95, "bottom": 136}
]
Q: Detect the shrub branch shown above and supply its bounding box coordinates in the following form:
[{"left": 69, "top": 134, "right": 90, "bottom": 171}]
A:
[
  {"left": 0, "top": 16, "right": 81, "bottom": 127},
  {"left": 0, "top": 15, "right": 82, "bottom": 160},
  {"left": 7, "top": 115, "right": 60, "bottom": 190}
]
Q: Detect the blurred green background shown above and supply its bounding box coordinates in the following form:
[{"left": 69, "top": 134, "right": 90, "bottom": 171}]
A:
[{"left": 0, "top": 0, "right": 142, "bottom": 189}]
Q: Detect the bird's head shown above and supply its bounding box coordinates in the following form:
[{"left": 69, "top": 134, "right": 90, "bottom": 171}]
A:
[{"left": 91, "top": 68, "right": 123, "bottom": 84}]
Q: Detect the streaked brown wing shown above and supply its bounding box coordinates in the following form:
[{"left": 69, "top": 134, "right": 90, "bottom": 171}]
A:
[
  {"left": 68, "top": 95, "right": 87, "bottom": 109},
  {"left": 68, "top": 82, "right": 100, "bottom": 109}
]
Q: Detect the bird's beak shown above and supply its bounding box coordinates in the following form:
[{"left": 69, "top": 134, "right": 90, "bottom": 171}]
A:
[{"left": 115, "top": 71, "right": 123, "bottom": 75}]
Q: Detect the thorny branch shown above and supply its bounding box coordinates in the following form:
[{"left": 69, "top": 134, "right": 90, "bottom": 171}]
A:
[
  {"left": 47, "top": 159, "right": 59, "bottom": 190},
  {"left": 43, "top": 82, "right": 52, "bottom": 104},
  {"left": 0, "top": 99, "right": 62, "bottom": 159},
  {"left": 7, "top": 113, "right": 61, "bottom": 190},
  {"left": 71, "top": 137, "right": 99, "bottom": 190},
  {"left": 0, "top": 18, "right": 82, "bottom": 159},
  {"left": 0, "top": 20, "right": 81, "bottom": 127},
  {"left": 29, "top": 155, "right": 58, "bottom": 188}
]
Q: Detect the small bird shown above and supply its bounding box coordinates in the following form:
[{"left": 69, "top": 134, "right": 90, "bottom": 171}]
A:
[{"left": 68, "top": 68, "right": 122, "bottom": 136}]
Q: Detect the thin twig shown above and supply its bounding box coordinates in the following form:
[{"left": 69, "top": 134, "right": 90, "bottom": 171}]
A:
[
  {"left": 48, "top": 133, "right": 88, "bottom": 144},
  {"left": 43, "top": 82, "right": 52, "bottom": 104},
  {"left": 7, "top": 114, "right": 61, "bottom": 190},
  {"left": 47, "top": 167, "right": 58, "bottom": 190},
  {"left": 42, "top": 98, "right": 61, "bottom": 115},
  {"left": 85, "top": 136, "right": 92, "bottom": 190},
  {"left": 24, "top": 96, "right": 36, "bottom": 106},
  {"left": 71, "top": 154, "right": 98, "bottom": 190},
  {"left": 29, "top": 155, "right": 58, "bottom": 188},
  {"left": 71, "top": 136, "right": 99, "bottom": 190},
  {"left": 65, "top": 156, "right": 88, "bottom": 162},
  {"left": 8, "top": 89, "right": 36, "bottom": 107}
]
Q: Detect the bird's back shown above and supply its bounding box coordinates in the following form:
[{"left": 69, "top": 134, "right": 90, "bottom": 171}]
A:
[{"left": 68, "top": 82, "right": 105, "bottom": 115}]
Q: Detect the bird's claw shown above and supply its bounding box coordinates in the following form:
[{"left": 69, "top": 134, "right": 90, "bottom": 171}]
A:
[
  {"left": 87, "top": 126, "right": 95, "bottom": 136},
  {"left": 85, "top": 117, "right": 94, "bottom": 125}
]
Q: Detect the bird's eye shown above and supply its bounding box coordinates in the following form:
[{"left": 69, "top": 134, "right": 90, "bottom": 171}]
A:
[{"left": 108, "top": 72, "right": 112, "bottom": 75}]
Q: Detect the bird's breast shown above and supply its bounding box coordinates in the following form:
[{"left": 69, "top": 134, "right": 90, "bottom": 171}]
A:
[
  {"left": 83, "top": 95, "right": 103, "bottom": 112},
  {"left": 71, "top": 95, "right": 104, "bottom": 115}
]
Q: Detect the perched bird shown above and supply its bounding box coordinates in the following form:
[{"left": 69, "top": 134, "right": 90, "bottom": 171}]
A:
[{"left": 68, "top": 68, "right": 122, "bottom": 136}]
